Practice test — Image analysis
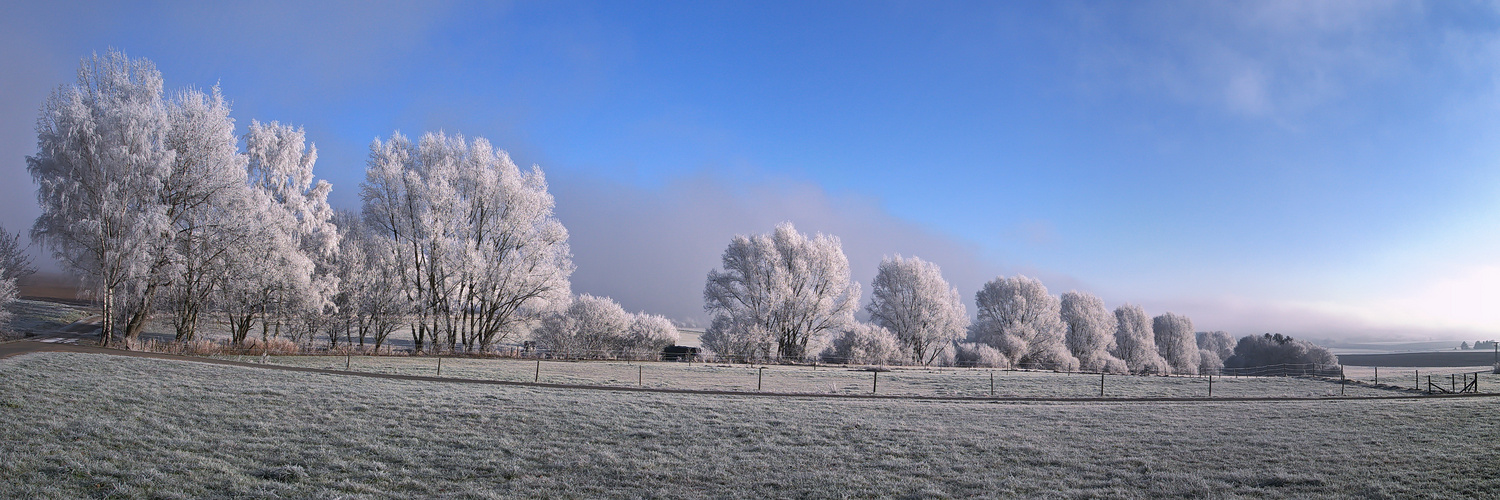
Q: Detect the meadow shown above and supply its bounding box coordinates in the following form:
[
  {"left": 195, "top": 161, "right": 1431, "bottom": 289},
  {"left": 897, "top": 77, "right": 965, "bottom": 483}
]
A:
[{"left": 2, "top": 351, "right": 1498, "bottom": 498}]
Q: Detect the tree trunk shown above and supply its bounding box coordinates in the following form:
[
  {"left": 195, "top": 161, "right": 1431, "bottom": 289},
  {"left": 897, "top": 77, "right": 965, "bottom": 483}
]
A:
[
  {"left": 123, "top": 309, "right": 150, "bottom": 344},
  {"left": 99, "top": 288, "right": 115, "bottom": 348},
  {"left": 411, "top": 322, "right": 425, "bottom": 353}
]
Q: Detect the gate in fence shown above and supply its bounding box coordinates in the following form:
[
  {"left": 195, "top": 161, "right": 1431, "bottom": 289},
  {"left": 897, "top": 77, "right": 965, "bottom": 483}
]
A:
[{"left": 1425, "top": 372, "right": 1480, "bottom": 394}]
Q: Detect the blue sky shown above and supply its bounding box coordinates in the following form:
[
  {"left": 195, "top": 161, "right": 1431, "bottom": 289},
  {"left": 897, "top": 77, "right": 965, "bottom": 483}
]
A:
[{"left": 5, "top": 1, "right": 1500, "bottom": 340}]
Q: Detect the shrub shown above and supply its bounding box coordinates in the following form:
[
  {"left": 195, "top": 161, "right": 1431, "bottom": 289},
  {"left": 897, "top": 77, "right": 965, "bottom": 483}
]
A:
[
  {"left": 1198, "top": 349, "right": 1224, "bottom": 374},
  {"left": 239, "top": 337, "right": 303, "bottom": 355},
  {"left": 820, "top": 323, "right": 903, "bottom": 366},
  {"left": 531, "top": 294, "right": 632, "bottom": 359},
  {"left": 952, "top": 342, "right": 1008, "bottom": 368},
  {"left": 626, "top": 314, "right": 680, "bottom": 359}
]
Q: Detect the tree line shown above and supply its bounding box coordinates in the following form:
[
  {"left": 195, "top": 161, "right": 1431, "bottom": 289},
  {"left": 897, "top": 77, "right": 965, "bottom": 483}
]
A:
[
  {"left": 700, "top": 223, "right": 1337, "bottom": 372},
  {"left": 21, "top": 50, "right": 676, "bottom": 356},
  {"left": 14, "top": 50, "right": 1334, "bottom": 371}
]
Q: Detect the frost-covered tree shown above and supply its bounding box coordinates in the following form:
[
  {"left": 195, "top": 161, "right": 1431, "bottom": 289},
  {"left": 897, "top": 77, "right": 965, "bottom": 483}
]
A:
[
  {"left": 1196, "top": 330, "right": 1234, "bottom": 373},
  {"left": 952, "top": 341, "right": 1008, "bottom": 368},
  {"left": 699, "top": 315, "right": 772, "bottom": 362},
  {"left": 1153, "top": 312, "right": 1199, "bottom": 375},
  {"left": 866, "top": 255, "right": 967, "bottom": 365},
  {"left": 0, "top": 226, "right": 35, "bottom": 333},
  {"left": 0, "top": 226, "right": 28, "bottom": 332},
  {"left": 1111, "top": 304, "right": 1171, "bottom": 374},
  {"left": 968, "top": 275, "right": 1079, "bottom": 370},
  {"left": 29, "top": 50, "right": 175, "bottom": 347},
  {"left": 532, "top": 294, "right": 632, "bottom": 358},
  {"left": 158, "top": 86, "right": 255, "bottom": 341},
  {"left": 320, "top": 210, "right": 363, "bottom": 348},
  {"left": 703, "top": 222, "right": 860, "bottom": 361},
  {"left": 1224, "top": 333, "right": 1338, "bottom": 372},
  {"left": 1197, "top": 331, "right": 1235, "bottom": 360},
  {"left": 218, "top": 120, "right": 337, "bottom": 346},
  {"left": 324, "top": 211, "right": 405, "bottom": 350},
  {"left": 626, "top": 314, "right": 680, "bottom": 358},
  {"left": 1060, "top": 291, "right": 1128, "bottom": 373},
  {"left": 0, "top": 277, "right": 14, "bottom": 334},
  {"left": 820, "top": 322, "right": 903, "bottom": 365},
  {"left": 0, "top": 226, "right": 35, "bottom": 284},
  {"left": 362, "top": 132, "right": 572, "bottom": 352}
]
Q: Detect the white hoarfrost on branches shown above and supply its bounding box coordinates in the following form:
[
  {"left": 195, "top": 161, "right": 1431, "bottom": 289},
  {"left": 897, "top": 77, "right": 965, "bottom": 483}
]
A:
[
  {"left": 159, "top": 86, "right": 254, "bottom": 342},
  {"left": 0, "top": 226, "right": 36, "bottom": 332},
  {"left": 626, "top": 313, "right": 680, "bottom": 358},
  {"left": 866, "top": 255, "right": 967, "bottom": 365},
  {"left": 1153, "top": 312, "right": 1199, "bottom": 375},
  {"left": 326, "top": 211, "right": 405, "bottom": 350},
  {"left": 533, "top": 294, "right": 632, "bottom": 358},
  {"left": 28, "top": 50, "right": 174, "bottom": 347},
  {"left": 530, "top": 294, "right": 673, "bottom": 359},
  {"left": 820, "top": 322, "right": 903, "bottom": 366},
  {"left": 1111, "top": 304, "right": 1171, "bottom": 374},
  {"left": 219, "top": 120, "right": 337, "bottom": 346},
  {"left": 1196, "top": 330, "right": 1235, "bottom": 374},
  {"left": 968, "top": 275, "right": 1079, "bottom": 371},
  {"left": 0, "top": 226, "right": 36, "bottom": 285},
  {"left": 952, "top": 341, "right": 1009, "bottom": 368},
  {"left": 702, "top": 222, "right": 861, "bottom": 362},
  {"left": 29, "top": 50, "right": 341, "bottom": 349},
  {"left": 362, "top": 131, "right": 573, "bottom": 353},
  {"left": 0, "top": 277, "right": 13, "bottom": 332},
  {"left": 1060, "top": 291, "right": 1128, "bottom": 374}
]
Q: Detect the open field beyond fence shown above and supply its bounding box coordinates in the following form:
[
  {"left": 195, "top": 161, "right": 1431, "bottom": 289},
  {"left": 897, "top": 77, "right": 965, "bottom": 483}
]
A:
[{"left": 217, "top": 354, "right": 1438, "bottom": 399}]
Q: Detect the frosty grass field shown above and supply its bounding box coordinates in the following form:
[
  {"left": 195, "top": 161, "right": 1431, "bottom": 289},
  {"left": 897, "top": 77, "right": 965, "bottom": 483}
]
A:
[{"left": 3, "top": 352, "right": 1499, "bottom": 498}]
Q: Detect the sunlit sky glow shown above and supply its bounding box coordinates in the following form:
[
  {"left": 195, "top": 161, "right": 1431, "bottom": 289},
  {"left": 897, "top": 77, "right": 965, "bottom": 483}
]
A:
[{"left": 5, "top": 1, "right": 1500, "bottom": 341}]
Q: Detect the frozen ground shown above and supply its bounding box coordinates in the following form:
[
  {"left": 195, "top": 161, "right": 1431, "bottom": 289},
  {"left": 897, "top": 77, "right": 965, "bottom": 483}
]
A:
[
  {"left": 1, "top": 299, "right": 89, "bottom": 340},
  {"left": 230, "top": 354, "right": 1415, "bottom": 399},
  {"left": 3, "top": 352, "right": 1498, "bottom": 498}
]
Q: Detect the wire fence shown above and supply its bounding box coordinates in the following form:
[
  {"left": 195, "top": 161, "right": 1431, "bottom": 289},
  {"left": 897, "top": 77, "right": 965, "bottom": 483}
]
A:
[
  {"left": 1214, "top": 363, "right": 1343, "bottom": 378},
  {"left": 119, "top": 337, "right": 1500, "bottom": 399},
  {"left": 1337, "top": 365, "right": 1495, "bottom": 394},
  {"left": 195, "top": 353, "right": 1452, "bottom": 400}
]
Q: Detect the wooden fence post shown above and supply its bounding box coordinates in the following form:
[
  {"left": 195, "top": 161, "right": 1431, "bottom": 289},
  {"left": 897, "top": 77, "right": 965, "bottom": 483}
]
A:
[
  {"left": 872, "top": 370, "right": 878, "bottom": 394},
  {"left": 758, "top": 367, "right": 765, "bottom": 391},
  {"left": 535, "top": 359, "right": 540, "bottom": 382},
  {"left": 437, "top": 356, "right": 442, "bottom": 377},
  {"left": 638, "top": 366, "right": 643, "bottom": 387},
  {"left": 1208, "top": 375, "right": 1213, "bottom": 398}
]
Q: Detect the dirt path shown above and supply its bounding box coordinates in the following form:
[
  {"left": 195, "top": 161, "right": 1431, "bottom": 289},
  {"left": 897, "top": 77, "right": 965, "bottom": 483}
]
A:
[{"left": 4, "top": 338, "right": 1498, "bottom": 404}]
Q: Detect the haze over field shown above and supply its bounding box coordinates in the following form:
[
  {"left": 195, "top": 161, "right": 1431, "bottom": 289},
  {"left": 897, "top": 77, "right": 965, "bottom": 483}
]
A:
[{"left": 5, "top": 2, "right": 1500, "bottom": 342}]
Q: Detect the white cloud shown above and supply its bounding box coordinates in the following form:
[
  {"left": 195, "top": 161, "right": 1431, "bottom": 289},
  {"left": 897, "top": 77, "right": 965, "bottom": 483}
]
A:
[{"left": 1074, "top": 0, "right": 1418, "bottom": 120}]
